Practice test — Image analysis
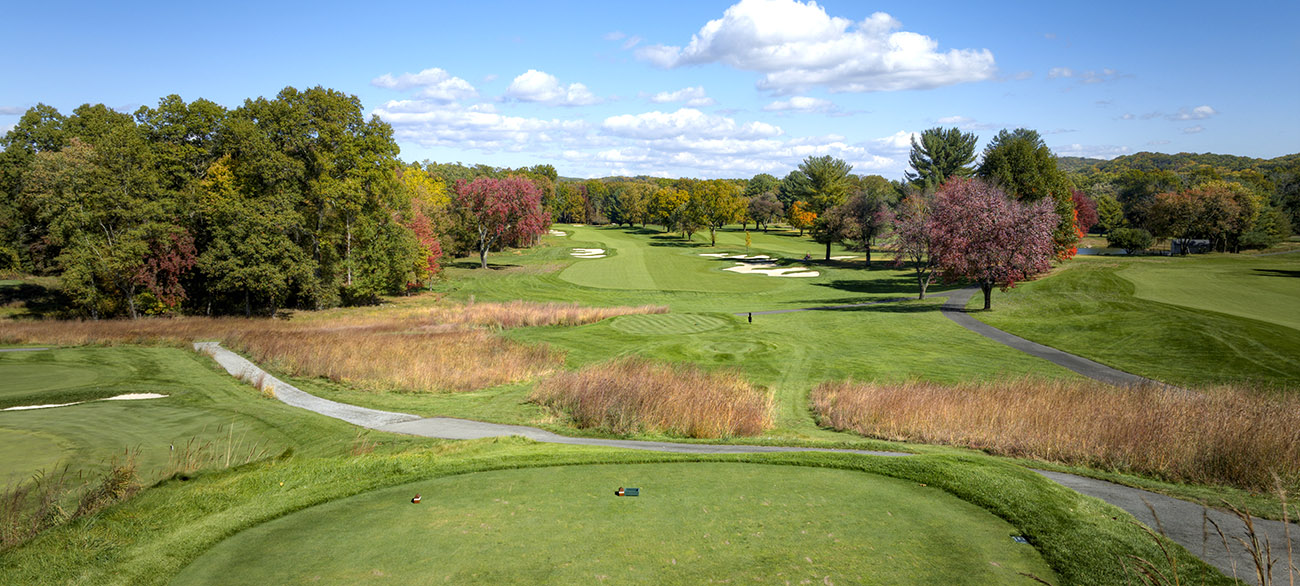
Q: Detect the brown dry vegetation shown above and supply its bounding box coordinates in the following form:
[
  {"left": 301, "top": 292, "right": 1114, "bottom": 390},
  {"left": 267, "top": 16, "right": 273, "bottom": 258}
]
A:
[
  {"left": 0, "top": 301, "right": 665, "bottom": 393},
  {"left": 812, "top": 379, "right": 1300, "bottom": 492},
  {"left": 530, "top": 357, "right": 774, "bottom": 438}
]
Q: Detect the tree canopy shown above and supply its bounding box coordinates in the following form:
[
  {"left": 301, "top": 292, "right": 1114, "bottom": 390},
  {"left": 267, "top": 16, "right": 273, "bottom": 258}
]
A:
[{"left": 904, "top": 127, "right": 977, "bottom": 190}]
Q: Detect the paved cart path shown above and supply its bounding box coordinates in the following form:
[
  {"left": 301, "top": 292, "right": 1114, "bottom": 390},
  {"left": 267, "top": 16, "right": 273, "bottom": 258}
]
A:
[{"left": 195, "top": 341, "right": 1297, "bottom": 582}]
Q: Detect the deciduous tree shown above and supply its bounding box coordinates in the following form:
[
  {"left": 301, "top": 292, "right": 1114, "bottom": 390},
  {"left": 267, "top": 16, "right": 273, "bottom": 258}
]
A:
[
  {"left": 892, "top": 193, "right": 937, "bottom": 299},
  {"left": 929, "top": 179, "right": 1057, "bottom": 310},
  {"left": 787, "top": 200, "right": 816, "bottom": 236},
  {"left": 455, "top": 176, "right": 549, "bottom": 269}
]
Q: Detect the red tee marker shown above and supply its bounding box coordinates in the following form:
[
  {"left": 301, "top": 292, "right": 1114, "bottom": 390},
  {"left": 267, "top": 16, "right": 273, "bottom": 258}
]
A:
[{"left": 411, "top": 494, "right": 422, "bottom": 504}]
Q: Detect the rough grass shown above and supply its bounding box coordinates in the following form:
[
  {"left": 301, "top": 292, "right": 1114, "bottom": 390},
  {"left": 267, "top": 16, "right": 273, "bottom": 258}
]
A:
[
  {"left": 0, "top": 300, "right": 664, "bottom": 393},
  {"left": 812, "top": 378, "right": 1300, "bottom": 492},
  {"left": 530, "top": 357, "right": 774, "bottom": 438}
]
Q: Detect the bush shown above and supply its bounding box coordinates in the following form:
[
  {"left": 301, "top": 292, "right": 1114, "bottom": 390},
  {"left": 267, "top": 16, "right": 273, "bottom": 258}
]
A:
[{"left": 1107, "top": 227, "right": 1153, "bottom": 254}]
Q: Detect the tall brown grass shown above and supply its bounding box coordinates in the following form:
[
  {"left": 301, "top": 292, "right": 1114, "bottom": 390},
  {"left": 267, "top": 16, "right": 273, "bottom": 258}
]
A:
[
  {"left": 0, "top": 300, "right": 665, "bottom": 393},
  {"left": 1, "top": 456, "right": 139, "bottom": 550},
  {"left": 811, "top": 378, "right": 1300, "bottom": 492},
  {"left": 530, "top": 357, "right": 773, "bottom": 438}
]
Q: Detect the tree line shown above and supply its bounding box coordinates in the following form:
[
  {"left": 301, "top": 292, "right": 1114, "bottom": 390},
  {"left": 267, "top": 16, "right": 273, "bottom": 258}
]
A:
[{"left": 0, "top": 88, "right": 553, "bottom": 318}]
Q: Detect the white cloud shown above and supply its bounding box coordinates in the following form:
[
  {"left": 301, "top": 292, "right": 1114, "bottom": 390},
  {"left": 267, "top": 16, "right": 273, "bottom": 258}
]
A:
[
  {"left": 603, "top": 31, "right": 626, "bottom": 41},
  {"left": 1147, "top": 140, "right": 1171, "bottom": 146},
  {"left": 1183, "top": 125, "right": 1205, "bottom": 134},
  {"left": 936, "top": 115, "right": 971, "bottom": 125},
  {"left": 1121, "top": 113, "right": 1135, "bottom": 120},
  {"left": 372, "top": 100, "right": 589, "bottom": 152},
  {"left": 1170, "top": 105, "right": 1216, "bottom": 120},
  {"left": 0, "top": 106, "right": 24, "bottom": 116},
  {"left": 1048, "top": 67, "right": 1074, "bottom": 79},
  {"left": 622, "top": 36, "right": 643, "bottom": 50},
  {"left": 505, "top": 70, "right": 603, "bottom": 106},
  {"left": 1013, "top": 71, "right": 1034, "bottom": 80},
  {"left": 763, "top": 96, "right": 834, "bottom": 112},
  {"left": 648, "top": 86, "right": 717, "bottom": 107},
  {"left": 1049, "top": 67, "right": 1121, "bottom": 85},
  {"left": 1, "top": 124, "right": 13, "bottom": 135},
  {"left": 637, "top": 0, "right": 995, "bottom": 93},
  {"left": 602, "top": 108, "right": 782, "bottom": 140},
  {"left": 872, "top": 130, "right": 919, "bottom": 151},
  {"left": 371, "top": 68, "right": 479, "bottom": 102}
]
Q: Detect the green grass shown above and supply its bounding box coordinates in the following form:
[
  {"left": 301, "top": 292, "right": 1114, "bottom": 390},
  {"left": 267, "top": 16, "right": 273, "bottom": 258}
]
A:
[
  {"left": 970, "top": 255, "right": 1300, "bottom": 387},
  {"left": 173, "top": 462, "right": 1056, "bottom": 585},
  {"left": 0, "top": 439, "right": 1231, "bottom": 586},
  {"left": 0, "top": 346, "right": 373, "bottom": 485}
]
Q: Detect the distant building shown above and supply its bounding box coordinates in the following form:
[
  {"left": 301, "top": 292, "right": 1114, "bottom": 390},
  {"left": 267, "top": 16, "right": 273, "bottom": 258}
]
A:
[{"left": 1171, "top": 238, "right": 1212, "bottom": 255}]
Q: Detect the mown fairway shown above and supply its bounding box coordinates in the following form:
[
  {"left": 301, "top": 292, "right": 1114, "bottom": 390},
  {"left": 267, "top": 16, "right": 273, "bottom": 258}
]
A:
[
  {"left": 173, "top": 463, "right": 1056, "bottom": 585},
  {"left": 972, "top": 254, "right": 1300, "bottom": 387}
]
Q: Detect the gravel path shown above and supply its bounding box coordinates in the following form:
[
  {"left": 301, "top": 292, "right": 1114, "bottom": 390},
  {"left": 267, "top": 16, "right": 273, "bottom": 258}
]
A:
[{"left": 194, "top": 341, "right": 1296, "bottom": 580}]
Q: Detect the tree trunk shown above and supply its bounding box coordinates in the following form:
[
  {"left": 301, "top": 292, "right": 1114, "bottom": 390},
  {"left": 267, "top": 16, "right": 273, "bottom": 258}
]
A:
[
  {"left": 916, "top": 270, "right": 927, "bottom": 299},
  {"left": 981, "top": 281, "right": 993, "bottom": 310},
  {"left": 864, "top": 246, "right": 872, "bottom": 268},
  {"left": 710, "top": 227, "right": 717, "bottom": 246},
  {"left": 824, "top": 241, "right": 831, "bottom": 260},
  {"left": 244, "top": 290, "right": 251, "bottom": 318},
  {"left": 479, "top": 247, "right": 488, "bottom": 269},
  {"left": 345, "top": 217, "right": 353, "bottom": 286}
]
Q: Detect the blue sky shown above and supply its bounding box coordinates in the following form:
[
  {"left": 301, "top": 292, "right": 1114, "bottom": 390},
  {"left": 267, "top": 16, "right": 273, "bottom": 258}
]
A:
[{"left": 3, "top": 0, "right": 1297, "bottom": 180}]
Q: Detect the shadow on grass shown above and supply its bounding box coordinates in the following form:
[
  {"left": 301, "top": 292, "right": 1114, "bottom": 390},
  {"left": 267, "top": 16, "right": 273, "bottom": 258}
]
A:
[
  {"left": 647, "top": 235, "right": 708, "bottom": 248},
  {"left": 812, "top": 276, "right": 919, "bottom": 295},
  {"left": 0, "top": 281, "right": 71, "bottom": 318},
  {"left": 1252, "top": 268, "right": 1300, "bottom": 278},
  {"left": 446, "top": 260, "right": 521, "bottom": 270}
]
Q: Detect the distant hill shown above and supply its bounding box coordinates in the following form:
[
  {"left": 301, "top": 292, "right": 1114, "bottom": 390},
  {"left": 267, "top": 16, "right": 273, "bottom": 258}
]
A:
[
  {"left": 1056, "top": 156, "right": 1107, "bottom": 173},
  {"left": 1085, "top": 151, "right": 1298, "bottom": 174}
]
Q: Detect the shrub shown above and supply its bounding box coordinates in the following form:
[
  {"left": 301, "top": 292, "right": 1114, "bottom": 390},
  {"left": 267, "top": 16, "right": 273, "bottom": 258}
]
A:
[{"left": 1107, "top": 227, "right": 1154, "bottom": 254}]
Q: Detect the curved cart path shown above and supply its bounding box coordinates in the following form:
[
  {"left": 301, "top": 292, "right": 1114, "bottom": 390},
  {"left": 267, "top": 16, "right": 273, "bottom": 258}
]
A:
[
  {"left": 195, "top": 341, "right": 1296, "bottom": 581},
  {"left": 735, "top": 288, "right": 1152, "bottom": 386},
  {"left": 939, "top": 287, "right": 1154, "bottom": 386}
]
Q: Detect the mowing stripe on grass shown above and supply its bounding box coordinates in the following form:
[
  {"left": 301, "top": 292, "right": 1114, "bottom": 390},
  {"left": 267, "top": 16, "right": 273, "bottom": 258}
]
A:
[{"left": 610, "top": 313, "right": 729, "bottom": 335}]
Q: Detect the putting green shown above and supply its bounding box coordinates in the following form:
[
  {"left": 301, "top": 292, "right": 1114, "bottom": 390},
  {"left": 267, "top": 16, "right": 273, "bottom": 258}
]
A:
[
  {"left": 0, "top": 428, "right": 67, "bottom": 486},
  {"left": 609, "top": 313, "right": 731, "bottom": 335},
  {"left": 174, "top": 463, "right": 1056, "bottom": 585}
]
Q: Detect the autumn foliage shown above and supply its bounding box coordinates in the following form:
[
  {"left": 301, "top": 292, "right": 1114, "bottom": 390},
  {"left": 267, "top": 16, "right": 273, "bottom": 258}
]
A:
[
  {"left": 455, "top": 176, "right": 550, "bottom": 268},
  {"left": 929, "top": 178, "right": 1057, "bottom": 309}
]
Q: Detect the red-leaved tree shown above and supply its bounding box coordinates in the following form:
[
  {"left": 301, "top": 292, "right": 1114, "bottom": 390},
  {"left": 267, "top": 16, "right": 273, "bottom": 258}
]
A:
[
  {"left": 454, "top": 176, "right": 550, "bottom": 269},
  {"left": 1072, "top": 190, "right": 1099, "bottom": 235},
  {"left": 930, "top": 179, "right": 1057, "bottom": 310}
]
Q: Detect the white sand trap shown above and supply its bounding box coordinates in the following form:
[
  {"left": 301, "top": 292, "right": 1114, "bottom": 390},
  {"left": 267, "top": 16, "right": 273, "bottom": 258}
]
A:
[
  {"left": 699, "top": 253, "right": 771, "bottom": 260},
  {"left": 548, "top": 229, "right": 567, "bottom": 236},
  {"left": 571, "top": 248, "right": 606, "bottom": 259},
  {"left": 723, "top": 263, "right": 820, "bottom": 278},
  {"left": 103, "top": 393, "right": 168, "bottom": 401},
  {"left": 829, "top": 255, "right": 859, "bottom": 260},
  {"left": 2, "top": 393, "right": 168, "bottom": 411}
]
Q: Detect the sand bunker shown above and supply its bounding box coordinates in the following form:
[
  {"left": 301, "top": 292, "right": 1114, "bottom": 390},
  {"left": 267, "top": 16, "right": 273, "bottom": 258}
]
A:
[
  {"left": 548, "top": 229, "right": 567, "bottom": 237},
  {"left": 829, "top": 255, "right": 859, "bottom": 261},
  {"left": 723, "top": 263, "right": 819, "bottom": 278},
  {"left": 571, "top": 248, "right": 606, "bottom": 259},
  {"left": 699, "top": 253, "right": 771, "bottom": 260},
  {"left": 2, "top": 393, "right": 168, "bottom": 411}
]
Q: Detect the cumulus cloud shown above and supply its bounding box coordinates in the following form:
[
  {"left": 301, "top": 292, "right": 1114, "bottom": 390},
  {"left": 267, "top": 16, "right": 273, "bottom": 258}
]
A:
[
  {"left": 872, "top": 130, "right": 919, "bottom": 151},
  {"left": 505, "top": 70, "right": 603, "bottom": 106},
  {"left": 372, "top": 99, "right": 589, "bottom": 152},
  {"left": 602, "top": 108, "right": 782, "bottom": 140},
  {"left": 371, "top": 68, "right": 479, "bottom": 102},
  {"left": 648, "top": 86, "right": 717, "bottom": 107},
  {"left": 1170, "top": 105, "right": 1216, "bottom": 120},
  {"left": 1183, "top": 125, "right": 1205, "bottom": 134},
  {"left": 636, "top": 0, "right": 995, "bottom": 93},
  {"left": 762, "top": 96, "right": 834, "bottom": 113}
]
